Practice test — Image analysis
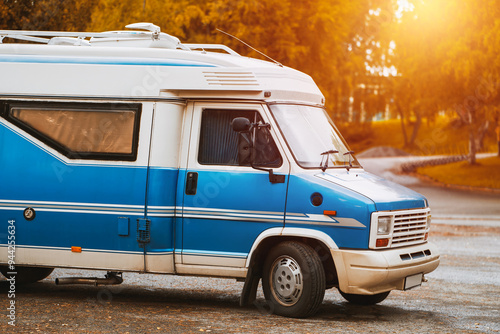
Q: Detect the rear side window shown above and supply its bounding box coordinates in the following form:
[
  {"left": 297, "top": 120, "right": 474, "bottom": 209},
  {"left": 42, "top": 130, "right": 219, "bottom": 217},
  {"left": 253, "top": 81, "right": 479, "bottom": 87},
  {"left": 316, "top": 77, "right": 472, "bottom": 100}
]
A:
[{"left": 1, "top": 101, "right": 141, "bottom": 161}]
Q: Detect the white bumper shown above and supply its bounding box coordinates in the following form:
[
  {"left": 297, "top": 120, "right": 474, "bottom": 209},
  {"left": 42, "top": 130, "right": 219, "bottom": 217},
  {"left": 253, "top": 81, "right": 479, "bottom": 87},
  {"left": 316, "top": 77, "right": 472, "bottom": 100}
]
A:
[{"left": 332, "top": 242, "right": 440, "bottom": 295}]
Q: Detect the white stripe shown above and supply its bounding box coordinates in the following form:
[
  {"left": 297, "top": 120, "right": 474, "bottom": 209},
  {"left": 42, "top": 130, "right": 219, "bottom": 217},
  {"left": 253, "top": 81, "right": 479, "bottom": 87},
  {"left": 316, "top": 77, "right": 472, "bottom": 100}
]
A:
[
  {"left": 183, "top": 206, "right": 284, "bottom": 216},
  {"left": 182, "top": 214, "right": 281, "bottom": 223},
  {"left": 0, "top": 199, "right": 144, "bottom": 208},
  {"left": 0, "top": 199, "right": 146, "bottom": 215},
  {"left": 286, "top": 214, "right": 366, "bottom": 227},
  {"left": 4, "top": 244, "right": 143, "bottom": 255},
  {"left": 1, "top": 199, "right": 364, "bottom": 227},
  {"left": 2, "top": 244, "right": 173, "bottom": 255}
]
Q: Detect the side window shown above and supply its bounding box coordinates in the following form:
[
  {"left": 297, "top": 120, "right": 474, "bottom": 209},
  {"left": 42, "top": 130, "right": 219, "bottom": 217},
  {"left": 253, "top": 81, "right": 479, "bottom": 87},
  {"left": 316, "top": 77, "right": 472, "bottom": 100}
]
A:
[
  {"left": 198, "top": 109, "right": 282, "bottom": 167},
  {"left": 2, "top": 101, "right": 141, "bottom": 161}
]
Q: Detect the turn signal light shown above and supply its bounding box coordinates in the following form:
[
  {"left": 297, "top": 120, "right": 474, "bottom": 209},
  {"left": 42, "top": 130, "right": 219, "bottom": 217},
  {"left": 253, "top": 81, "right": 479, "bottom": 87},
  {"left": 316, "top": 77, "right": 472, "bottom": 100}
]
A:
[
  {"left": 376, "top": 238, "right": 389, "bottom": 247},
  {"left": 323, "top": 210, "right": 337, "bottom": 216},
  {"left": 71, "top": 246, "right": 82, "bottom": 253},
  {"left": 424, "top": 232, "right": 429, "bottom": 240}
]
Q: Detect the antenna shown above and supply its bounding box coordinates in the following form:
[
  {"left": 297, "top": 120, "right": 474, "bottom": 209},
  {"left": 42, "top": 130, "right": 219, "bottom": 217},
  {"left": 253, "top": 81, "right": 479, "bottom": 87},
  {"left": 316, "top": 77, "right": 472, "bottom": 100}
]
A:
[{"left": 216, "top": 28, "right": 283, "bottom": 67}]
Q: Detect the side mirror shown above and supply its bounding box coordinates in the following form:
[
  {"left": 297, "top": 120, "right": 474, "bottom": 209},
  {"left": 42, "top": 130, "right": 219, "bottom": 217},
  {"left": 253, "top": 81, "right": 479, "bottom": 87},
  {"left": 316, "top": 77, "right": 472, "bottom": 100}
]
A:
[
  {"left": 232, "top": 117, "right": 251, "bottom": 132},
  {"left": 232, "top": 117, "right": 253, "bottom": 165},
  {"left": 231, "top": 117, "right": 285, "bottom": 184}
]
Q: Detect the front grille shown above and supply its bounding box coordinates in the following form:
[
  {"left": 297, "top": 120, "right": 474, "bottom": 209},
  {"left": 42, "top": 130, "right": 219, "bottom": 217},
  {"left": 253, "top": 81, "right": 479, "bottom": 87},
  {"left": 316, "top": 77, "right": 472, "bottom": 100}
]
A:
[
  {"left": 392, "top": 211, "right": 428, "bottom": 247},
  {"left": 370, "top": 208, "right": 430, "bottom": 249}
]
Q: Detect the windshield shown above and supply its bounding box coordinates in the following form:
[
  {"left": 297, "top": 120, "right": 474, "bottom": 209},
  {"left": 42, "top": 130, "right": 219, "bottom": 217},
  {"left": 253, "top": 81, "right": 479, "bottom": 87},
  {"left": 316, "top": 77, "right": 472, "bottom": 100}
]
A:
[{"left": 270, "top": 104, "right": 360, "bottom": 169}]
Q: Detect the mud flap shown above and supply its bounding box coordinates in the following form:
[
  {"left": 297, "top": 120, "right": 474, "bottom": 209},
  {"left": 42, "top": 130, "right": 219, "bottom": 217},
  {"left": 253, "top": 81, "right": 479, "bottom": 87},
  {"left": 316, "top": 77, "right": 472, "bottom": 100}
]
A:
[{"left": 239, "top": 266, "right": 260, "bottom": 307}]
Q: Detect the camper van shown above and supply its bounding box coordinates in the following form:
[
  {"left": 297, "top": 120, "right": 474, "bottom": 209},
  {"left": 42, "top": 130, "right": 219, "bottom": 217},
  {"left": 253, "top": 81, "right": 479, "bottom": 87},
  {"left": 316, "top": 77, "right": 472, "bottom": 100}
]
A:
[{"left": 0, "top": 23, "right": 439, "bottom": 318}]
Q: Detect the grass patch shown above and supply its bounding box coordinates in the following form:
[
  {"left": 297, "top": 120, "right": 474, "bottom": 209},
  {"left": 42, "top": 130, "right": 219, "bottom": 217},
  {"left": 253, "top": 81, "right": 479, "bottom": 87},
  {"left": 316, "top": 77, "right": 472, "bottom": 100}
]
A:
[{"left": 416, "top": 156, "right": 500, "bottom": 189}]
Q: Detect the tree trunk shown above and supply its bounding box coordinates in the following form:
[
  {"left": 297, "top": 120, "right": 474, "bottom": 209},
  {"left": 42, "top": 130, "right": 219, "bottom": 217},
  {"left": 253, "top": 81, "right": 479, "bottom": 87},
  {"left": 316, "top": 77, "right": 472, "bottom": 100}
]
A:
[
  {"left": 455, "top": 104, "right": 478, "bottom": 164},
  {"left": 408, "top": 111, "right": 422, "bottom": 147},
  {"left": 468, "top": 126, "right": 477, "bottom": 165},
  {"left": 496, "top": 123, "right": 500, "bottom": 157},
  {"left": 396, "top": 102, "right": 408, "bottom": 147},
  {"left": 475, "top": 121, "right": 489, "bottom": 152}
]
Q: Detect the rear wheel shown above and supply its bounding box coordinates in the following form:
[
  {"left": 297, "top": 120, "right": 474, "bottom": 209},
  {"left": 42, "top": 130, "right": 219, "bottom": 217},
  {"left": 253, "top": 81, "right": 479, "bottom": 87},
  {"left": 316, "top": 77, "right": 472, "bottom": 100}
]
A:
[
  {"left": 339, "top": 290, "right": 390, "bottom": 305},
  {"left": 262, "top": 241, "right": 325, "bottom": 318},
  {"left": 0, "top": 266, "right": 54, "bottom": 284}
]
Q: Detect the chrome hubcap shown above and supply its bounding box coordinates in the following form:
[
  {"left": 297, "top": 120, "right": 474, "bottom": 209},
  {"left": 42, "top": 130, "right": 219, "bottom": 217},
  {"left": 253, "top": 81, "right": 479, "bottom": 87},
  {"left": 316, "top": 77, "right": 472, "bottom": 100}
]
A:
[{"left": 270, "top": 256, "right": 303, "bottom": 306}]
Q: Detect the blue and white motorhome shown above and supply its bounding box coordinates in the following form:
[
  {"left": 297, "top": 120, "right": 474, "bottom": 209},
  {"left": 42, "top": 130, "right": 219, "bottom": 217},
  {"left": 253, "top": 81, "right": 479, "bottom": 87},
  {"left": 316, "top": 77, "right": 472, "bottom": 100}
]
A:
[{"left": 0, "top": 23, "right": 439, "bottom": 318}]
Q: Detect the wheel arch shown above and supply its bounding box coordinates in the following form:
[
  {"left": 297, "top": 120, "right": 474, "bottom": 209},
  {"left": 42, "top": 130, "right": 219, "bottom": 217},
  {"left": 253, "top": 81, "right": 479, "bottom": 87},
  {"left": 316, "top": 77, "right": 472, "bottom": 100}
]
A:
[{"left": 246, "top": 228, "right": 339, "bottom": 288}]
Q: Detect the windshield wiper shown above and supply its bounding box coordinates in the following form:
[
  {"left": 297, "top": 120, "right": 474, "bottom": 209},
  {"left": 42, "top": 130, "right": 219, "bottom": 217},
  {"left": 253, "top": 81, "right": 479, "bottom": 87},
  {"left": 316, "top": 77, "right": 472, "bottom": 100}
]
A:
[
  {"left": 343, "top": 151, "right": 355, "bottom": 171},
  {"left": 320, "top": 150, "right": 339, "bottom": 172}
]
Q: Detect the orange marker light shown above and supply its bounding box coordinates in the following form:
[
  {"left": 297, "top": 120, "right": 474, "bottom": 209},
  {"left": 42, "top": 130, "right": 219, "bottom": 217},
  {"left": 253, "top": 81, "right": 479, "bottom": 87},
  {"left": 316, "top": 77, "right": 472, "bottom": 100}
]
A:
[
  {"left": 376, "top": 239, "right": 389, "bottom": 247},
  {"left": 323, "top": 210, "right": 337, "bottom": 216},
  {"left": 71, "top": 246, "right": 82, "bottom": 253}
]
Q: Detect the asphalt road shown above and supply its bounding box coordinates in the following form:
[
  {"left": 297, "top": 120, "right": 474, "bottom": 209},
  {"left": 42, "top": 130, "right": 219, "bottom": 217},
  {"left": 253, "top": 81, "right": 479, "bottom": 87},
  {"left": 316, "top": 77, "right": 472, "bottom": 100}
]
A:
[{"left": 1, "top": 157, "right": 499, "bottom": 333}]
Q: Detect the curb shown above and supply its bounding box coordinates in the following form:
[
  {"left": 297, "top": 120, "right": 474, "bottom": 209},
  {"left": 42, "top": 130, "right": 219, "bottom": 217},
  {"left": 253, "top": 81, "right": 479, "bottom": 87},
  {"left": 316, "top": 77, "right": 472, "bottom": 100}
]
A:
[{"left": 400, "top": 155, "right": 468, "bottom": 173}]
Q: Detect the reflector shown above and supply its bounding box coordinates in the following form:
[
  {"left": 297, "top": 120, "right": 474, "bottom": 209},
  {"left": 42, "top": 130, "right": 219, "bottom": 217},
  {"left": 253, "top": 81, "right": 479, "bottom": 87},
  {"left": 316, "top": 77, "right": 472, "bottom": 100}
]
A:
[
  {"left": 71, "top": 246, "right": 82, "bottom": 253},
  {"left": 323, "top": 210, "right": 337, "bottom": 216},
  {"left": 376, "top": 238, "right": 389, "bottom": 247}
]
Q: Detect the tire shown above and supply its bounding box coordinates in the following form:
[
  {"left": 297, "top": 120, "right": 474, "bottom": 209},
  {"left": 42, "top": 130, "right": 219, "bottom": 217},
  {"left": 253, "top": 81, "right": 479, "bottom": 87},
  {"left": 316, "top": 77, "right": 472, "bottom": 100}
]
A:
[
  {"left": 262, "top": 241, "right": 325, "bottom": 318},
  {"left": 0, "top": 266, "right": 54, "bottom": 284},
  {"left": 339, "top": 289, "right": 390, "bottom": 305}
]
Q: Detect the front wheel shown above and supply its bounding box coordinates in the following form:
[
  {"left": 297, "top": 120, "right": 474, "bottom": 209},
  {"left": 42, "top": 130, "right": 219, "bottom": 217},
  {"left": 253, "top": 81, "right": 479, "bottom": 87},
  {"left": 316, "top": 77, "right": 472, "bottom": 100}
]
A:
[
  {"left": 262, "top": 241, "right": 325, "bottom": 318},
  {"left": 339, "top": 289, "right": 390, "bottom": 305}
]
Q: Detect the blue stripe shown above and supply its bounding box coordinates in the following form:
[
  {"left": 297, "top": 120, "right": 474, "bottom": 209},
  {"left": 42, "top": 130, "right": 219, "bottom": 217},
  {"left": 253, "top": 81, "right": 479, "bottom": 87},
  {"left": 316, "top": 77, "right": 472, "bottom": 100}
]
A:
[{"left": 0, "top": 54, "right": 218, "bottom": 67}]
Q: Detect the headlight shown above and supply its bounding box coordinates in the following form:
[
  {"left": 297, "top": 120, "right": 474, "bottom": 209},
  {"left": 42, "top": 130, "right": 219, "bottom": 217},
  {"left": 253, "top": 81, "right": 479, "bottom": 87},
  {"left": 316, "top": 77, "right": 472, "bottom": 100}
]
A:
[
  {"left": 377, "top": 216, "right": 392, "bottom": 234},
  {"left": 427, "top": 214, "right": 432, "bottom": 229}
]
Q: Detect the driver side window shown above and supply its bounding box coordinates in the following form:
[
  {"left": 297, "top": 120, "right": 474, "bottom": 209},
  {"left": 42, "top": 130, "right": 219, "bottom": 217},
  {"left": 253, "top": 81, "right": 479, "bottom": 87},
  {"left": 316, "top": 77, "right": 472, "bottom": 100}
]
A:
[{"left": 198, "top": 109, "right": 281, "bottom": 167}]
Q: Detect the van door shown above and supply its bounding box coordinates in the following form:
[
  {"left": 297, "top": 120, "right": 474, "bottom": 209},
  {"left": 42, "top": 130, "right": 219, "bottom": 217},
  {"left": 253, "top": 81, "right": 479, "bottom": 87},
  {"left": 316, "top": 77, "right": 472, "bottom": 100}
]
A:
[
  {"left": 179, "top": 102, "right": 289, "bottom": 270},
  {"left": 143, "top": 101, "right": 185, "bottom": 274}
]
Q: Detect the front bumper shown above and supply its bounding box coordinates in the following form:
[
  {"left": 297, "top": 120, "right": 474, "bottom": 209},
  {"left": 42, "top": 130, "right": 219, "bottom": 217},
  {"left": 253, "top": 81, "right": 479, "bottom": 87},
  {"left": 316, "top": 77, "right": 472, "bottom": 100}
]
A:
[{"left": 331, "top": 242, "right": 440, "bottom": 295}]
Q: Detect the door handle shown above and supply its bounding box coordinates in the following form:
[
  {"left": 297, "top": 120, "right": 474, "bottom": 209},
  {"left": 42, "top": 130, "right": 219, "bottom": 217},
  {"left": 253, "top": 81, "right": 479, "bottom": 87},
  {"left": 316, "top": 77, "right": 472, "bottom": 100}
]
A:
[{"left": 185, "top": 171, "right": 198, "bottom": 195}]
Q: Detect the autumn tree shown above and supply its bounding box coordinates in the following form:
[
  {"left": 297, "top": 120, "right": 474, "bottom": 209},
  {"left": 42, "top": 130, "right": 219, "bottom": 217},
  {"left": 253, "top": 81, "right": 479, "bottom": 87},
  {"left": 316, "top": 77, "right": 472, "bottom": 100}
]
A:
[
  {"left": 0, "top": 0, "right": 97, "bottom": 31},
  {"left": 388, "top": 1, "right": 445, "bottom": 150},
  {"left": 439, "top": 0, "right": 500, "bottom": 163},
  {"left": 0, "top": 0, "right": 33, "bottom": 30},
  {"left": 391, "top": 0, "right": 500, "bottom": 162}
]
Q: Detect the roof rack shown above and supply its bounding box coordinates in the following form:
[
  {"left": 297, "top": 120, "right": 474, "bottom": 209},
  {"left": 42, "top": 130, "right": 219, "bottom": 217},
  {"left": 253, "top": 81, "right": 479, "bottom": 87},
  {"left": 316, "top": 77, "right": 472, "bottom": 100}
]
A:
[
  {"left": 0, "top": 22, "right": 238, "bottom": 55},
  {"left": 0, "top": 22, "right": 184, "bottom": 49},
  {"left": 183, "top": 44, "right": 240, "bottom": 56}
]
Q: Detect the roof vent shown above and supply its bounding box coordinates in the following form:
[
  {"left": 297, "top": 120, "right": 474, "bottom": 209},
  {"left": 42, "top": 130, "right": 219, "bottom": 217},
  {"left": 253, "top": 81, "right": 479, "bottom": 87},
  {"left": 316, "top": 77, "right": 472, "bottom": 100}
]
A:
[
  {"left": 125, "top": 22, "right": 161, "bottom": 34},
  {"left": 47, "top": 37, "right": 90, "bottom": 46},
  {"left": 203, "top": 71, "right": 259, "bottom": 87}
]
